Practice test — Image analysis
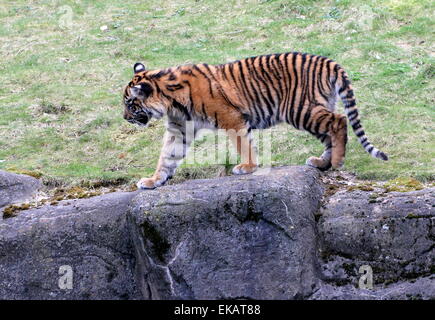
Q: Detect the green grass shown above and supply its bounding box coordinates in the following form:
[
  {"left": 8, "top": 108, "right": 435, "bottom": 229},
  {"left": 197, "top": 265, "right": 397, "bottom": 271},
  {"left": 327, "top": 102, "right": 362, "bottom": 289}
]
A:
[{"left": 0, "top": 0, "right": 434, "bottom": 187}]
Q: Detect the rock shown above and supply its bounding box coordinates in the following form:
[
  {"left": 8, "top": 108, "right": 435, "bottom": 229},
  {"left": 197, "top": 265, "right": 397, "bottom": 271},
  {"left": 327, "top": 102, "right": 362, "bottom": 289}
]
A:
[
  {"left": 312, "top": 276, "right": 435, "bottom": 300},
  {"left": 0, "top": 165, "right": 433, "bottom": 300},
  {"left": 128, "top": 166, "right": 323, "bottom": 299},
  {"left": 316, "top": 188, "right": 435, "bottom": 299},
  {"left": 0, "top": 170, "right": 41, "bottom": 209},
  {"left": 0, "top": 191, "right": 142, "bottom": 300}
]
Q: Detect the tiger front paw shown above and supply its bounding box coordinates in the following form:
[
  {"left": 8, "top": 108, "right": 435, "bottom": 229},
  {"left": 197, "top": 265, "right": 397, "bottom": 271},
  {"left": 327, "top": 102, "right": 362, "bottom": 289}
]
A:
[
  {"left": 136, "top": 177, "right": 158, "bottom": 190},
  {"left": 232, "top": 163, "right": 257, "bottom": 175}
]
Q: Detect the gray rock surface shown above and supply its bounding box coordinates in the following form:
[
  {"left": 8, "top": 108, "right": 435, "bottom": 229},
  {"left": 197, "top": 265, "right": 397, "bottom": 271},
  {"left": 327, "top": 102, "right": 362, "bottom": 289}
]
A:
[
  {"left": 312, "top": 276, "right": 435, "bottom": 300},
  {"left": 128, "top": 166, "right": 323, "bottom": 299},
  {"left": 0, "top": 166, "right": 433, "bottom": 300},
  {"left": 316, "top": 188, "right": 435, "bottom": 299},
  {"left": 0, "top": 170, "right": 41, "bottom": 208},
  {"left": 0, "top": 191, "right": 141, "bottom": 299}
]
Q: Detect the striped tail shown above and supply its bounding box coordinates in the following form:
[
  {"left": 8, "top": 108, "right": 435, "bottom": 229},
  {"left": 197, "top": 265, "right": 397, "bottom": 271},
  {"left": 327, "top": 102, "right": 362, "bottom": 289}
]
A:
[{"left": 336, "top": 70, "right": 388, "bottom": 161}]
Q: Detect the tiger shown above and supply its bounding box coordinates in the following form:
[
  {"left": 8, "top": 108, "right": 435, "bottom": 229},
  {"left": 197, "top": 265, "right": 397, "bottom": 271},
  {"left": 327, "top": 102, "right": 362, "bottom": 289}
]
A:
[{"left": 123, "top": 52, "right": 388, "bottom": 190}]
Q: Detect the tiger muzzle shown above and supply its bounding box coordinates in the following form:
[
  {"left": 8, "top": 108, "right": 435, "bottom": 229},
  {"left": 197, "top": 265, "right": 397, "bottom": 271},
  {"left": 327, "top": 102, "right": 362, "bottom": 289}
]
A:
[{"left": 124, "top": 110, "right": 150, "bottom": 127}]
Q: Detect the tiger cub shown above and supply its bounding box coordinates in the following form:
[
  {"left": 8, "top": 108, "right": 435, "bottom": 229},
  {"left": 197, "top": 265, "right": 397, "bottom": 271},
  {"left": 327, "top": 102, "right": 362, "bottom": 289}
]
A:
[{"left": 123, "top": 52, "right": 388, "bottom": 189}]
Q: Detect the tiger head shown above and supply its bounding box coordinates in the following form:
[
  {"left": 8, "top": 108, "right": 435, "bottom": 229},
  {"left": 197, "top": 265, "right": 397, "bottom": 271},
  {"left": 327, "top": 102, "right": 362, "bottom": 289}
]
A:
[{"left": 122, "top": 62, "right": 170, "bottom": 127}]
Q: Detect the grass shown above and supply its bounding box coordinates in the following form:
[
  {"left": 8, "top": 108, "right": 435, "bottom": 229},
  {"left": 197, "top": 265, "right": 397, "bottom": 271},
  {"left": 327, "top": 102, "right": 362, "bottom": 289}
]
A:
[{"left": 0, "top": 0, "right": 433, "bottom": 187}]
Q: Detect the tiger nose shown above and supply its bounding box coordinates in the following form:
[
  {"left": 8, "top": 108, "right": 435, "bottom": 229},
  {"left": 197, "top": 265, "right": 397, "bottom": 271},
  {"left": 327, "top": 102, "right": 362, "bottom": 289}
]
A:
[{"left": 123, "top": 110, "right": 132, "bottom": 120}]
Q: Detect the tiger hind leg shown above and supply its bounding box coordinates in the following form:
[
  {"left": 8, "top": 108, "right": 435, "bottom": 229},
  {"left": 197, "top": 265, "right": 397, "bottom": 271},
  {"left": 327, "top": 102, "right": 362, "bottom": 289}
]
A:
[
  {"left": 306, "top": 133, "right": 332, "bottom": 171},
  {"left": 305, "top": 110, "right": 347, "bottom": 170},
  {"left": 329, "top": 114, "right": 348, "bottom": 169}
]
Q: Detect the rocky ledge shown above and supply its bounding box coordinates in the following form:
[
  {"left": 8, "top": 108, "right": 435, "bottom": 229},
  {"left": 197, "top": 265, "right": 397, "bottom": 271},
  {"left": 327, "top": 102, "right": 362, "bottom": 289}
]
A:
[
  {"left": 0, "top": 168, "right": 433, "bottom": 299},
  {"left": 0, "top": 170, "right": 41, "bottom": 208}
]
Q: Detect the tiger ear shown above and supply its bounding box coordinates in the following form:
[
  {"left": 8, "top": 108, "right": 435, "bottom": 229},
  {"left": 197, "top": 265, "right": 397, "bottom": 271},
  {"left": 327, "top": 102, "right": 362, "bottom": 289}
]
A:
[{"left": 134, "top": 62, "right": 146, "bottom": 74}]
